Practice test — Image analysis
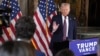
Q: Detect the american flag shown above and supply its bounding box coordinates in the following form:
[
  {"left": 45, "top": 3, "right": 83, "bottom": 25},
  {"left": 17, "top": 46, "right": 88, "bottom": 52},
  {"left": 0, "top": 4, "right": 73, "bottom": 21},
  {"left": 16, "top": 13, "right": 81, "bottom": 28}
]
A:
[
  {"left": 32, "top": 0, "right": 56, "bottom": 56},
  {"left": 0, "top": 0, "right": 22, "bottom": 44}
]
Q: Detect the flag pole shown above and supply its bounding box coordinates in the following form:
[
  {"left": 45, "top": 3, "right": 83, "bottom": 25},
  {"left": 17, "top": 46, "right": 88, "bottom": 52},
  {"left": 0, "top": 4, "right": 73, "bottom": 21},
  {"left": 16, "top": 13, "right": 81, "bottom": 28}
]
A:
[
  {"left": 6, "top": 0, "right": 11, "bottom": 37},
  {"left": 45, "top": 0, "right": 49, "bottom": 39}
]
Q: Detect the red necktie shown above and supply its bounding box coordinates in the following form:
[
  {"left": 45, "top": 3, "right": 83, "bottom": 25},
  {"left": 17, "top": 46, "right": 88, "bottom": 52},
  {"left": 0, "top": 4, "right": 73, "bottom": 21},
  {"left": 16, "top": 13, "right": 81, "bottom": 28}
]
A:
[{"left": 63, "top": 17, "right": 67, "bottom": 41}]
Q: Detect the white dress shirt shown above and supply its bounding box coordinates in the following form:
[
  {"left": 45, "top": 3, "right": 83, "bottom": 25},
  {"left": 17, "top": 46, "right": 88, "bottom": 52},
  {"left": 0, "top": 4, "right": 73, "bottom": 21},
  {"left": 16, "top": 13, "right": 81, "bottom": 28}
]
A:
[{"left": 62, "top": 15, "right": 69, "bottom": 37}]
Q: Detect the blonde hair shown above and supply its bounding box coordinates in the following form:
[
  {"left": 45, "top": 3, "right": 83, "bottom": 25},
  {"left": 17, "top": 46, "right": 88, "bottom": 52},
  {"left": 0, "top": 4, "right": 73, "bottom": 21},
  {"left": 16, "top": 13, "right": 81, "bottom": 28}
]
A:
[{"left": 60, "top": 3, "right": 70, "bottom": 8}]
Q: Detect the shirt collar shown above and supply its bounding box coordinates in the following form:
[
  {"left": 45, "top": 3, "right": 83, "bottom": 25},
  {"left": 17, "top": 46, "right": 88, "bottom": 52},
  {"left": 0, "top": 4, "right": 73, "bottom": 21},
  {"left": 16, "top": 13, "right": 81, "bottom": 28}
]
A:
[{"left": 62, "top": 15, "right": 68, "bottom": 19}]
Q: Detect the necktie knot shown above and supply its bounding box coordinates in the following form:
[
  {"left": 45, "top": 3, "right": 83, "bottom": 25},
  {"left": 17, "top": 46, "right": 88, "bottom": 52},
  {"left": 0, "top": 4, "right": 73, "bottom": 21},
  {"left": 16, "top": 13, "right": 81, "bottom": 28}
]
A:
[{"left": 64, "top": 16, "right": 66, "bottom": 19}]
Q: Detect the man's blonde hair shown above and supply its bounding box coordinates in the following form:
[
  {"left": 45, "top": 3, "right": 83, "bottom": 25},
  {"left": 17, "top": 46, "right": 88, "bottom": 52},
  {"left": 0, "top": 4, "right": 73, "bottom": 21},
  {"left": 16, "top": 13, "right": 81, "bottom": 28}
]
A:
[{"left": 60, "top": 3, "right": 70, "bottom": 8}]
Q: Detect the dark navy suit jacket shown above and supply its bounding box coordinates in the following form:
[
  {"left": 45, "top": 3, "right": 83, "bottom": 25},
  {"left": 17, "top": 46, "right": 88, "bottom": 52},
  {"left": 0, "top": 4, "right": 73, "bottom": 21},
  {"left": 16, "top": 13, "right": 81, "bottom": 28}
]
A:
[{"left": 49, "top": 14, "right": 77, "bottom": 55}]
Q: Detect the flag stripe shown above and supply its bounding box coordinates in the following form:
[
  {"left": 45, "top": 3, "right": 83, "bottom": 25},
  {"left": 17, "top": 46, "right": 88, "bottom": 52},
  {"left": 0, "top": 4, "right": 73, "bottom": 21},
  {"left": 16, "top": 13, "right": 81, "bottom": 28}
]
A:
[
  {"left": 48, "top": 12, "right": 57, "bottom": 24},
  {"left": 34, "top": 33, "right": 47, "bottom": 55},
  {"left": 10, "top": 24, "right": 15, "bottom": 35},
  {"left": 0, "top": 37, "right": 4, "bottom": 44},
  {"left": 18, "top": 12, "right": 22, "bottom": 18},
  {"left": 31, "top": 38, "right": 39, "bottom": 50},
  {"left": 7, "top": 26, "right": 16, "bottom": 40},
  {"left": 34, "top": 9, "right": 52, "bottom": 46},
  {"left": 2, "top": 27, "right": 12, "bottom": 41},
  {"left": 36, "top": 30, "right": 49, "bottom": 56},
  {"left": 34, "top": 18, "right": 50, "bottom": 49},
  {"left": 34, "top": 12, "right": 49, "bottom": 45},
  {"left": 34, "top": 14, "right": 49, "bottom": 56},
  {"left": 34, "top": 14, "right": 52, "bottom": 56},
  {"left": 36, "top": 8, "right": 52, "bottom": 43},
  {"left": 0, "top": 0, "right": 22, "bottom": 45},
  {"left": 33, "top": 0, "right": 56, "bottom": 55},
  {"left": 2, "top": 30, "right": 9, "bottom": 41}
]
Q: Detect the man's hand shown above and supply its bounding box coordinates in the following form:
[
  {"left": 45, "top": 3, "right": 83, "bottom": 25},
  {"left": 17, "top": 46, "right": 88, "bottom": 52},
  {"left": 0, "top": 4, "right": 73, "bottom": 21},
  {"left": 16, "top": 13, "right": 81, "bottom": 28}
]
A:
[{"left": 52, "top": 21, "right": 59, "bottom": 33}]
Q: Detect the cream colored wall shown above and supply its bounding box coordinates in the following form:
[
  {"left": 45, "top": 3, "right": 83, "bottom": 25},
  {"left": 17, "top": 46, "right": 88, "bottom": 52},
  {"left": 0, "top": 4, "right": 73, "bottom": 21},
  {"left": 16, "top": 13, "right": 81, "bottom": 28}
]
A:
[
  {"left": 0, "top": 0, "right": 2, "bottom": 4},
  {"left": 34, "top": 0, "right": 38, "bottom": 12},
  {"left": 18, "top": 0, "right": 28, "bottom": 16}
]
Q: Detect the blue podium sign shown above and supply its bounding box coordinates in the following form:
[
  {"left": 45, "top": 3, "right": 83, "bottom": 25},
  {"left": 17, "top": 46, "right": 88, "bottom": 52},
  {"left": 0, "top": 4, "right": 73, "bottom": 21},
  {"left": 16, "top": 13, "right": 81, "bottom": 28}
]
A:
[{"left": 69, "top": 38, "right": 98, "bottom": 56}]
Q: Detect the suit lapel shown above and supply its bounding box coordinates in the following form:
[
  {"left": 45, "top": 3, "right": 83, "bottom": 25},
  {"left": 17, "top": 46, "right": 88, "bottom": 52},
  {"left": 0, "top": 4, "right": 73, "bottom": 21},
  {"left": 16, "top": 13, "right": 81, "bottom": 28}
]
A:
[
  {"left": 59, "top": 15, "right": 63, "bottom": 26},
  {"left": 68, "top": 16, "right": 72, "bottom": 36}
]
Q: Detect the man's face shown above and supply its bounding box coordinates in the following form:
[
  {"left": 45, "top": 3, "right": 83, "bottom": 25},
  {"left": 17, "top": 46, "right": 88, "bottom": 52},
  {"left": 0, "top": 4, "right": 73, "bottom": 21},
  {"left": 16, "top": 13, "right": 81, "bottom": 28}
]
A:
[{"left": 60, "top": 5, "right": 70, "bottom": 16}]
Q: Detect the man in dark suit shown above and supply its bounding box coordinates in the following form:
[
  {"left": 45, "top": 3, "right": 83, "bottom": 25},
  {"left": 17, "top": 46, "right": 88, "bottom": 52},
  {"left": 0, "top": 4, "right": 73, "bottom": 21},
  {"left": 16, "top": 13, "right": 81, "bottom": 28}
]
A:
[{"left": 49, "top": 3, "right": 77, "bottom": 55}]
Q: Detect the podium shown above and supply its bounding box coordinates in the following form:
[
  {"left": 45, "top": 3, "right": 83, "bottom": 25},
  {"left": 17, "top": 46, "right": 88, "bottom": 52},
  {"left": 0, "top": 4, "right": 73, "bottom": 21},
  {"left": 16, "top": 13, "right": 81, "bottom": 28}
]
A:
[
  {"left": 52, "top": 37, "right": 98, "bottom": 56},
  {"left": 53, "top": 40, "right": 69, "bottom": 55},
  {"left": 69, "top": 38, "right": 98, "bottom": 56}
]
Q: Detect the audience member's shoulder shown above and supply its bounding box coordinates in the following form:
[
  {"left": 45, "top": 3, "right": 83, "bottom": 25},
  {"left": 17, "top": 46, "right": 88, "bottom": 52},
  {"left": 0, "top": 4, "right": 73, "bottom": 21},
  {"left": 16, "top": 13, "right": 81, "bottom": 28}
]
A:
[
  {"left": 0, "top": 41, "right": 35, "bottom": 56},
  {"left": 55, "top": 48, "right": 74, "bottom": 56},
  {"left": 35, "top": 50, "right": 45, "bottom": 56}
]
